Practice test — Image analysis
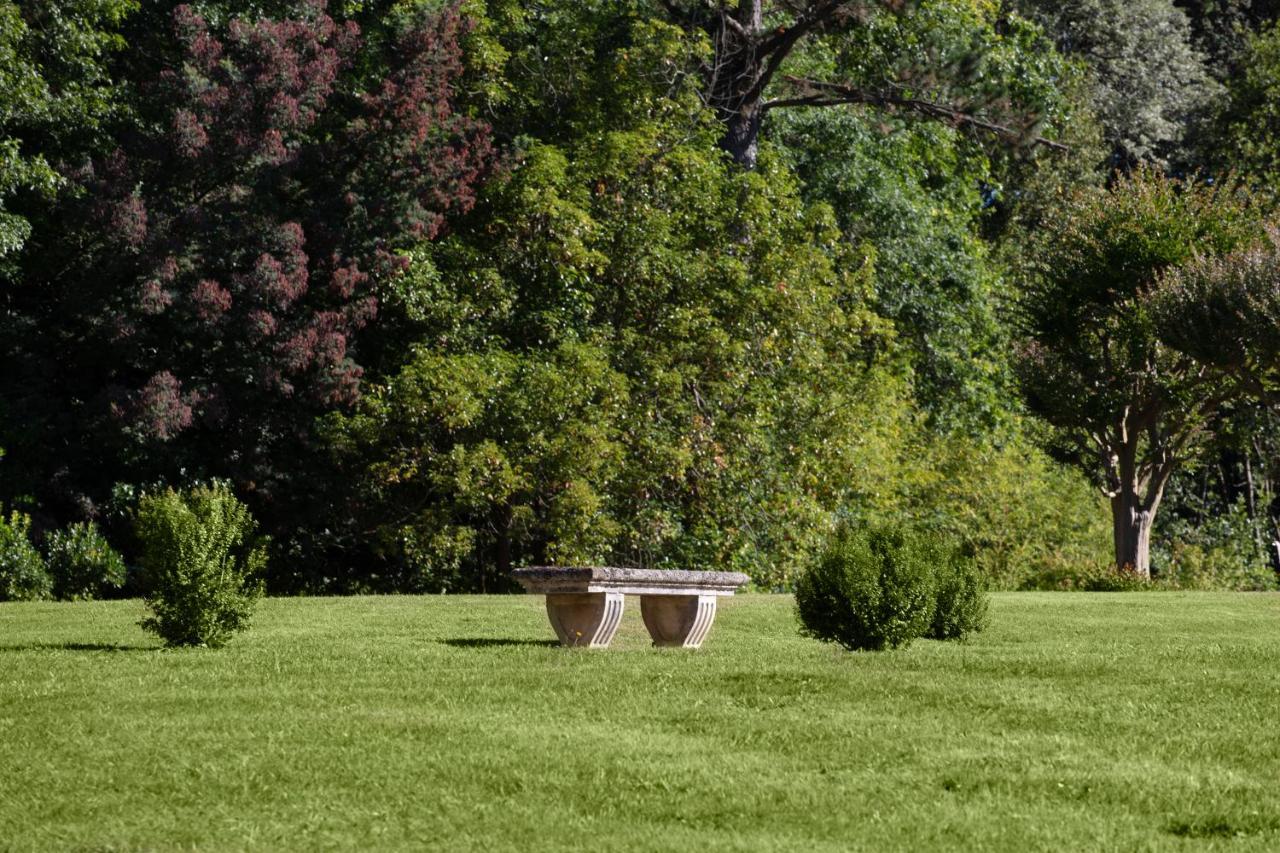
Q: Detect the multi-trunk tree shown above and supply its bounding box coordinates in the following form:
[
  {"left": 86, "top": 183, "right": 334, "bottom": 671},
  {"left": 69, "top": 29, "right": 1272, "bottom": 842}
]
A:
[{"left": 1017, "top": 169, "right": 1265, "bottom": 577}]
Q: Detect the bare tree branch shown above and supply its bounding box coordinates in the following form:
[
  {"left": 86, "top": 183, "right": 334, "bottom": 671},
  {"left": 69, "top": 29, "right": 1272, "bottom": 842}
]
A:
[
  {"left": 746, "top": 1, "right": 850, "bottom": 103},
  {"left": 764, "top": 76, "right": 1071, "bottom": 152}
]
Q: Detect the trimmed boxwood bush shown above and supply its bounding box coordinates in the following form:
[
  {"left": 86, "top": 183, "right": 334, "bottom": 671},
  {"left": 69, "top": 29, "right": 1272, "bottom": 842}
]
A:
[
  {"left": 795, "top": 525, "right": 937, "bottom": 651},
  {"left": 45, "top": 521, "right": 127, "bottom": 601},
  {"left": 0, "top": 510, "right": 52, "bottom": 602},
  {"left": 796, "top": 524, "right": 989, "bottom": 651},
  {"left": 136, "top": 483, "right": 266, "bottom": 648},
  {"left": 928, "top": 545, "right": 988, "bottom": 640}
]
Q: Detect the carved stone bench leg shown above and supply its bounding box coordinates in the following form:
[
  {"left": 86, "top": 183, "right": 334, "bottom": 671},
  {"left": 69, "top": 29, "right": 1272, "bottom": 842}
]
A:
[
  {"left": 640, "top": 594, "right": 718, "bottom": 648},
  {"left": 545, "top": 592, "right": 625, "bottom": 648}
]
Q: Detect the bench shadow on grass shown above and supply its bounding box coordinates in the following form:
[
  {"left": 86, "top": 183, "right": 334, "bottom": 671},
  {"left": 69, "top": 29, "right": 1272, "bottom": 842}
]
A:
[
  {"left": 0, "top": 641, "right": 156, "bottom": 653},
  {"left": 441, "top": 638, "right": 560, "bottom": 649}
]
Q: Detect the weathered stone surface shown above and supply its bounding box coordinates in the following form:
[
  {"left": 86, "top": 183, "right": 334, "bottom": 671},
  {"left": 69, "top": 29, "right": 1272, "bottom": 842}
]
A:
[
  {"left": 546, "top": 592, "right": 625, "bottom": 648},
  {"left": 512, "top": 566, "right": 749, "bottom": 596},
  {"left": 513, "top": 566, "right": 748, "bottom": 648}
]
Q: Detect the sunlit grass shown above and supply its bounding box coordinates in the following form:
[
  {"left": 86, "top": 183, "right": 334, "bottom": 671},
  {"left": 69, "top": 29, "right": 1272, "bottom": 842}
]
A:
[{"left": 2, "top": 593, "right": 1279, "bottom": 851}]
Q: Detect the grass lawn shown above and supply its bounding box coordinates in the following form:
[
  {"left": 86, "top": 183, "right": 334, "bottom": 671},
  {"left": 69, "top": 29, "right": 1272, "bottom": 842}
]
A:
[{"left": 2, "top": 592, "right": 1280, "bottom": 851}]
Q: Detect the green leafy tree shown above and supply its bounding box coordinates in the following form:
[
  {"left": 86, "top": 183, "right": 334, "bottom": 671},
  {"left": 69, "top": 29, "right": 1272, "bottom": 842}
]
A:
[
  {"left": 326, "top": 342, "right": 628, "bottom": 591},
  {"left": 1176, "top": 0, "right": 1280, "bottom": 70},
  {"left": 1016, "top": 169, "right": 1263, "bottom": 576},
  {"left": 323, "top": 16, "right": 899, "bottom": 590},
  {"left": 0, "top": 0, "right": 133, "bottom": 257},
  {"left": 650, "top": 0, "right": 1070, "bottom": 168},
  {"left": 1151, "top": 235, "right": 1280, "bottom": 581},
  {"left": 472, "top": 2, "right": 1081, "bottom": 430},
  {"left": 1013, "top": 0, "right": 1217, "bottom": 166},
  {"left": 311, "top": 0, "right": 1115, "bottom": 592},
  {"left": 775, "top": 108, "right": 1014, "bottom": 429},
  {"left": 1217, "top": 21, "right": 1280, "bottom": 191},
  {"left": 1153, "top": 227, "right": 1280, "bottom": 398}
]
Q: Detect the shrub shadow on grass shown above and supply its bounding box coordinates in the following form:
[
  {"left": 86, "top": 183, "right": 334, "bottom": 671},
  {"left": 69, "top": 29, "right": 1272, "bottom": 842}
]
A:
[
  {"left": 0, "top": 641, "right": 155, "bottom": 653},
  {"left": 1165, "top": 815, "right": 1280, "bottom": 839},
  {"left": 442, "top": 638, "right": 561, "bottom": 649}
]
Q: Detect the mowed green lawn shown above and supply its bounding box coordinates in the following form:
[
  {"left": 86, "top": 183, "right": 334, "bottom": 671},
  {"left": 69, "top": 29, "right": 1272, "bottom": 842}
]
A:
[{"left": 2, "top": 593, "right": 1280, "bottom": 852}]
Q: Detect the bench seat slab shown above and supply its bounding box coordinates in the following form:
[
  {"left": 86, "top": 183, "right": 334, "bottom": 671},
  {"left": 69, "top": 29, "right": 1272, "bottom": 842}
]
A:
[{"left": 513, "top": 566, "right": 749, "bottom": 596}]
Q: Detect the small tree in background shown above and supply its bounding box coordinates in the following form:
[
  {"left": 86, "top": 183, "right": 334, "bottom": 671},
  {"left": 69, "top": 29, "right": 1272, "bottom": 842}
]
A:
[
  {"left": 136, "top": 483, "right": 265, "bottom": 648},
  {"left": 1017, "top": 169, "right": 1263, "bottom": 577}
]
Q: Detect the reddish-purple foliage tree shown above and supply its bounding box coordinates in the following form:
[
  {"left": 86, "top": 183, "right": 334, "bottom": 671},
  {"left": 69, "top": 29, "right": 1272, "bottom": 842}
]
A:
[{"left": 8, "top": 0, "right": 491, "bottom": 520}]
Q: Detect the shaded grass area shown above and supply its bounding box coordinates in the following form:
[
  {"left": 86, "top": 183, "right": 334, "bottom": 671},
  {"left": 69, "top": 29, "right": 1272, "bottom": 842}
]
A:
[{"left": 2, "top": 593, "right": 1280, "bottom": 851}]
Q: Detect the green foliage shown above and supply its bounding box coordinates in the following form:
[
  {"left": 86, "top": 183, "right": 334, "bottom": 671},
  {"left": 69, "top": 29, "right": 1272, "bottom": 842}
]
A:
[
  {"left": 900, "top": 430, "right": 1113, "bottom": 589},
  {"left": 1151, "top": 227, "right": 1280, "bottom": 396},
  {"left": 0, "top": 0, "right": 134, "bottom": 256},
  {"left": 795, "top": 525, "right": 938, "bottom": 651},
  {"left": 1012, "top": 0, "right": 1217, "bottom": 165},
  {"left": 774, "top": 108, "right": 1012, "bottom": 430},
  {"left": 325, "top": 16, "right": 902, "bottom": 591},
  {"left": 135, "top": 483, "right": 265, "bottom": 648},
  {"left": 1, "top": 0, "right": 1220, "bottom": 596},
  {"left": 324, "top": 4, "right": 1114, "bottom": 594},
  {"left": 1155, "top": 496, "right": 1279, "bottom": 591},
  {"left": 44, "top": 520, "right": 126, "bottom": 601},
  {"left": 1023, "top": 559, "right": 1159, "bottom": 591},
  {"left": 1218, "top": 20, "right": 1280, "bottom": 190},
  {"left": 1161, "top": 541, "right": 1278, "bottom": 591},
  {"left": 771, "top": 2, "right": 1092, "bottom": 430},
  {"left": 328, "top": 341, "right": 627, "bottom": 592},
  {"left": 928, "top": 546, "right": 989, "bottom": 640},
  {"left": 0, "top": 509, "right": 50, "bottom": 601}
]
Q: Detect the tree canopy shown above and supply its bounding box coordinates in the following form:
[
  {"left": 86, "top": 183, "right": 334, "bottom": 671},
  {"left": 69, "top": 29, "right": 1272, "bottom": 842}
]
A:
[{"left": 3, "top": 0, "right": 1280, "bottom": 593}]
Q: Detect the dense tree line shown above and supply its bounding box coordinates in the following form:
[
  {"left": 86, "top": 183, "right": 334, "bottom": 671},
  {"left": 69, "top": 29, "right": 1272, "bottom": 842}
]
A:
[{"left": 2, "top": 0, "right": 1279, "bottom": 593}]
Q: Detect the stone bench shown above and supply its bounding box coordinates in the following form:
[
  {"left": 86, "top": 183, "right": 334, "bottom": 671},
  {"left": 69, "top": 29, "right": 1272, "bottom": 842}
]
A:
[{"left": 512, "top": 566, "right": 750, "bottom": 649}]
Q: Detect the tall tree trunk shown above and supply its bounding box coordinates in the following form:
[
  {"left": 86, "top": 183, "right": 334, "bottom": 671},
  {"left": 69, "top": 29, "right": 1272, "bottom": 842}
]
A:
[
  {"left": 1111, "top": 489, "right": 1156, "bottom": 577},
  {"left": 1108, "top": 449, "right": 1174, "bottom": 578},
  {"left": 721, "top": 105, "right": 762, "bottom": 169},
  {"left": 710, "top": 0, "right": 766, "bottom": 168}
]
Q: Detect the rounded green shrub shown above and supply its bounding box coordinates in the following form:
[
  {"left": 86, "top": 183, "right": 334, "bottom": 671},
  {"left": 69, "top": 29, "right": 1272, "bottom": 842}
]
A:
[
  {"left": 135, "top": 482, "right": 266, "bottom": 648},
  {"left": 45, "top": 521, "right": 127, "bottom": 601},
  {"left": 0, "top": 510, "right": 52, "bottom": 601},
  {"left": 928, "top": 546, "right": 988, "bottom": 640},
  {"left": 795, "top": 525, "right": 937, "bottom": 651}
]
